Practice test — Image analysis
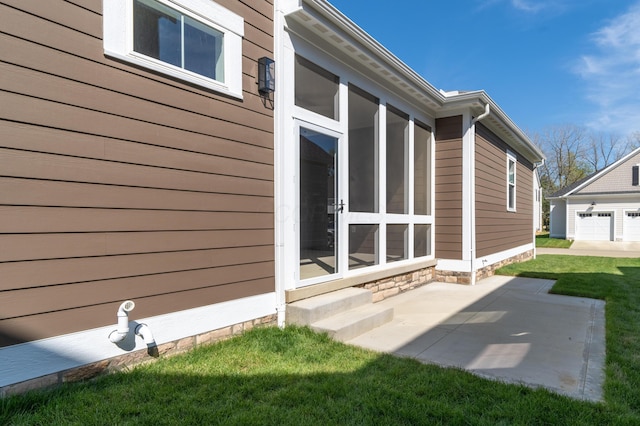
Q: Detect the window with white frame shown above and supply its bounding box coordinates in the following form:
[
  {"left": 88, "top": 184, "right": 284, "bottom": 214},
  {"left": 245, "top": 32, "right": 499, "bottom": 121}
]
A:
[
  {"left": 103, "top": 0, "right": 244, "bottom": 98},
  {"left": 295, "top": 55, "right": 340, "bottom": 120},
  {"left": 507, "top": 151, "right": 517, "bottom": 211}
]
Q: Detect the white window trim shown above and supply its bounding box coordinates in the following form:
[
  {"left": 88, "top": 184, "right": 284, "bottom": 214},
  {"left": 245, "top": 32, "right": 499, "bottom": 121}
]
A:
[
  {"left": 104, "top": 0, "right": 244, "bottom": 99},
  {"left": 507, "top": 150, "right": 517, "bottom": 212}
]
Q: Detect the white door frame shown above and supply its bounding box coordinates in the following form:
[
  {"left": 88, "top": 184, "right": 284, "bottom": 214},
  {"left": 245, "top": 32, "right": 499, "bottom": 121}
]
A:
[{"left": 293, "top": 119, "right": 346, "bottom": 287}]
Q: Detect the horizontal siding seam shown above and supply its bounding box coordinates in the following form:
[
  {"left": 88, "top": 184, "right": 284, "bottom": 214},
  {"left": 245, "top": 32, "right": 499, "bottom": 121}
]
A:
[
  {"left": 0, "top": 274, "right": 276, "bottom": 321},
  {"left": 1, "top": 175, "right": 276, "bottom": 199},
  {"left": 0, "top": 258, "right": 275, "bottom": 291},
  {"left": 3, "top": 2, "right": 101, "bottom": 40},
  {"left": 0, "top": 33, "right": 272, "bottom": 126},
  {"left": 63, "top": 0, "right": 100, "bottom": 15},
  {"left": 0, "top": 244, "right": 275, "bottom": 262},
  {"left": 0, "top": 78, "right": 274, "bottom": 146},
  {"left": 1, "top": 145, "right": 275, "bottom": 183}
]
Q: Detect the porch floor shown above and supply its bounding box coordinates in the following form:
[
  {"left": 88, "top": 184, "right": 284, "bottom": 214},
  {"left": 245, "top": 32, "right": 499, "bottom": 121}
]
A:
[{"left": 347, "top": 275, "right": 605, "bottom": 401}]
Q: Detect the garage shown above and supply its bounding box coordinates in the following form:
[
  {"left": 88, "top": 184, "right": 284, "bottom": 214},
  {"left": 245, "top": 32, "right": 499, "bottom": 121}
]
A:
[
  {"left": 623, "top": 212, "right": 640, "bottom": 241},
  {"left": 575, "top": 212, "right": 613, "bottom": 241}
]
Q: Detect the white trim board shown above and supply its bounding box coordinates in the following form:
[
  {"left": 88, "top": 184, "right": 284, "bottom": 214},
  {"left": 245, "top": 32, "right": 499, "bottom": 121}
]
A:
[
  {"left": 436, "top": 243, "right": 534, "bottom": 274},
  {"left": 1, "top": 293, "right": 276, "bottom": 387}
]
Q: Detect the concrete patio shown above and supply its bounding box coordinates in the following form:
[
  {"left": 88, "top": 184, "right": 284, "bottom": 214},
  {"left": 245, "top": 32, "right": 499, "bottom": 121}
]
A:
[
  {"left": 347, "top": 275, "right": 605, "bottom": 401},
  {"left": 538, "top": 240, "right": 640, "bottom": 257}
]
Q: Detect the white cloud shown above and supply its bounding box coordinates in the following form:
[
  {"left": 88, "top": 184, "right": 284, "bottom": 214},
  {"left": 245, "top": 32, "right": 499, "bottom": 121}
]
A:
[
  {"left": 576, "top": 2, "right": 640, "bottom": 134},
  {"left": 476, "top": 0, "right": 570, "bottom": 14},
  {"left": 511, "top": 0, "right": 545, "bottom": 13}
]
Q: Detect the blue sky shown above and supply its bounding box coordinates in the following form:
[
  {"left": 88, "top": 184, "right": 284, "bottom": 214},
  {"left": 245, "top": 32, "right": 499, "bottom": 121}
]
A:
[{"left": 328, "top": 0, "right": 640, "bottom": 137}]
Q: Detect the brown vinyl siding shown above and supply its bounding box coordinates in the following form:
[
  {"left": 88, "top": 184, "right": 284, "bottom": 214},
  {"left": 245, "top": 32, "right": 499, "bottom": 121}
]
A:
[
  {"left": 435, "top": 116, "right": 463, "bottom": 260},
  {"left": 475, "top": 124, "right": 533, "bottom": 258},
  {"left": 0, "top": 0, "right": 275, "bottom": 347}
]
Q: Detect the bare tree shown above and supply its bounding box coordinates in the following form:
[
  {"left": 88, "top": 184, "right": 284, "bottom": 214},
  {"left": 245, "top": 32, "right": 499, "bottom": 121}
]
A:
[
  {"left": 586, "top": 132, "right": 625, "bottom": 172},
  {"left": 536, "top": 124, "right": 590, "bottom": 190},
  {"left": 534, "top": 125, "right": 638, "bottom": 191},
  {"left": 627, "top": 131, "right": 640, "bottom": 151}
]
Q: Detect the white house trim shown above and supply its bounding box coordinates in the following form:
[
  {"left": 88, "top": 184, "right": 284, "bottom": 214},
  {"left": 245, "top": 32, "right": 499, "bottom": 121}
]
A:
[
  {"left": 437, "top": 243, "right": 534, "bottom": 275},
  {"left": 436, "top": 259, "right": 473, "bottom": 273},
  {"left": 0, "top": 293, "right": 276, "bottom": 387},
  {"left": 477, "top": 243, "right": 534, "bottom": 269}
]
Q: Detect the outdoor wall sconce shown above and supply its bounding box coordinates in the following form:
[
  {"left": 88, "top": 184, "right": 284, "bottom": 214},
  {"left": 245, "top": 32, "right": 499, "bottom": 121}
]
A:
[
  {"left": 258, "top": 57, "right": 275, "bottom": 93},
  {"left": 591, "top": 201, "right": 597, "bottom": 206}
]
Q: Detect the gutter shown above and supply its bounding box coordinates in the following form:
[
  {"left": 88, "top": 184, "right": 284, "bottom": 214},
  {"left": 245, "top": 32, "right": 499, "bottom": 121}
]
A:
[
  {"left": 443, "top": 91, "right": 545, "bottom": 164},
  {"left": 469, "top": 103, "right": 490, "bottom": 285}
]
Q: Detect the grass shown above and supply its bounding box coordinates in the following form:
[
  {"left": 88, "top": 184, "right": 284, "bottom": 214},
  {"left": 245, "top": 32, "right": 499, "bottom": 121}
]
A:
[
  {"left": 0, "top": 327, "right": 611, "bottom": 425},
  {"left": 535, "top": 233, "right": 573, "bottom": 248},
  {"left": 2, "top": 255, "right": 640, "bottom": 425}
]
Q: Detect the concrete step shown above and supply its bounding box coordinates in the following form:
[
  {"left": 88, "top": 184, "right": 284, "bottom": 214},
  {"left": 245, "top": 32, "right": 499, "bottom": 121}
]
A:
[
  {"left": 287, "top": 287, "right": 372, "bottom": 326},
  {"left": 311, "top": 303, "right": 394, "bottom": 342}
]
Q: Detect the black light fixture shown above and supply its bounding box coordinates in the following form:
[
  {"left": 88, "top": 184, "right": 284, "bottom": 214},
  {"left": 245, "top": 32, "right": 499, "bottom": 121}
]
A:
[
  {"left": 591, "top": 201, "right": 597, "bottom": 206},
  {"left": 258, "top": 57, "right": 275, "bottom": 93}
]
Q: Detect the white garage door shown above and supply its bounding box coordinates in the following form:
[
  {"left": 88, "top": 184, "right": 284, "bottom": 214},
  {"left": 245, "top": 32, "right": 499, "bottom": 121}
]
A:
[
  {"left": 575, "top": 212, "right": 612, "bottom": 241},
  {"left": 624, "top": 212, "right": 640, "bottom": 241}
]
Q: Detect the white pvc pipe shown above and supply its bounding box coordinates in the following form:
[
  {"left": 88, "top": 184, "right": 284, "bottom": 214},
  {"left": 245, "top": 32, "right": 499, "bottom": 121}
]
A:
[
  {"left": 108, "top": 300, "right": 135, "bottom": 343},
  {"left": 135, "top": 323, "right": 155, "bottom": 345}
]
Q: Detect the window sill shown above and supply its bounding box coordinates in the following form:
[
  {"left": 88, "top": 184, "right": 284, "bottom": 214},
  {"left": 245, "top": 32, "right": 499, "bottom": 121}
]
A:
[{"left": 105, "top": 50, "right": 243, "bottom": 100}]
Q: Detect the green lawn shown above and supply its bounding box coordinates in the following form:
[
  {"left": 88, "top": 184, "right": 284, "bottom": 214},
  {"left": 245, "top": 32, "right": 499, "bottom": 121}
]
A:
[
  {"left": 535, "top": 233, "right": 573, "bottom": 248},
  {"left": 3, "top": 255, "right": 640, "bottom": 425}
]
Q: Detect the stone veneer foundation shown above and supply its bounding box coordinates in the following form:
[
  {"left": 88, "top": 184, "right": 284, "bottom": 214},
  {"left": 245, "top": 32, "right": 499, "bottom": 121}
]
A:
[
  {"left": 436, "top": 250, "right": 535, "bottom": 284},
  {"left": 0, "top": 314, "right": 277, "bottom": 397},
  {"left": 357, "top": 266, "right": 435, "bottom": 302}
]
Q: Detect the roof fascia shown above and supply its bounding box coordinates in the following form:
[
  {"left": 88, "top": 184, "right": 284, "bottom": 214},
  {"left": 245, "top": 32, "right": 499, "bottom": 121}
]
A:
[
  {"left": 281, "top": 0, "right": 446, "bottom": 111},
  {"left": 442, "top": 90, "right": 545, "bottom": 163}
]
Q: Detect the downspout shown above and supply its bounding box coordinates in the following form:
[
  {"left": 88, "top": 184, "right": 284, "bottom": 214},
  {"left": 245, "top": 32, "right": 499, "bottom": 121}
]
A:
[
  {"left": 532, "top": 159, "right": 545, "bottom": 259},
  {"left": 274, "top": 0, "right": 287, "bottom": 328},
  {"left": 469, "top": 102, "right": 490, "bottom": 285},
  {"left": 472, "top": 102, "right": 491, "bottom": 124}
]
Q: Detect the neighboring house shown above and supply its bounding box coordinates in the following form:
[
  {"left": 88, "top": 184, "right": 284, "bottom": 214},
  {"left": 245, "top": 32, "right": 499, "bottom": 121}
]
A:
[
  {"left": 0, "top": 0, "right": 543, "bottom": 394},
  {"left": 549, "top": 147, "right": 640, "bottom": 241}
]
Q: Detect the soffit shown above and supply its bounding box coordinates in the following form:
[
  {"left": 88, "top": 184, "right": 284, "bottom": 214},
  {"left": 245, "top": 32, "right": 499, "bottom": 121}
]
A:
[
  {"left": 442, "top": 91, "right": 545, "bottom": 164},
  {"left": 283, "top": 1, "right": 444, "bottom": 114}
]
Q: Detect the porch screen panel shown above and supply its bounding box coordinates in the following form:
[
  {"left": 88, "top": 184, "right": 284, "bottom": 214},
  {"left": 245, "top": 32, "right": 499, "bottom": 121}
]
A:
[
  {"left": 414, "top": 122, "right": 431, "bottom": 215},
  {"left": 387, "top": 224, "right": 408, "bottom": 262},
  {"left": 414, "top": 224, "right": 431, "bottom": 257},
  {"left": 294, "top": 55, "right": 339, "bottom": 120},
  {"left": 348, "top": 85, "right": 379, "bottom": 212},
  {"left": 386, "top": 106, "right": 409, "bottom": 214},
  {"left": 348, "top": 224, "right": 379, "bottom": 270}
]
